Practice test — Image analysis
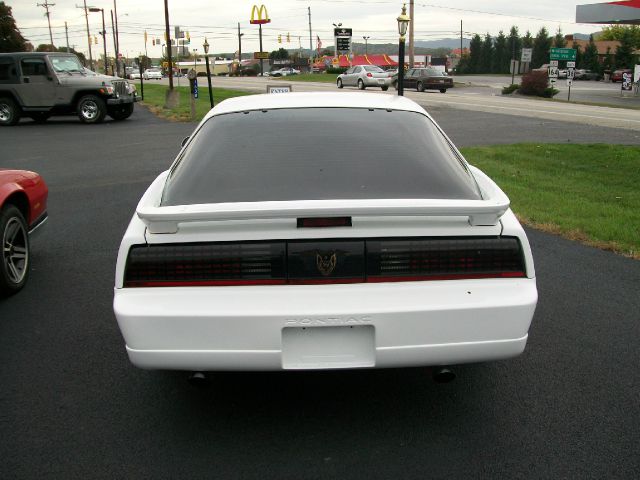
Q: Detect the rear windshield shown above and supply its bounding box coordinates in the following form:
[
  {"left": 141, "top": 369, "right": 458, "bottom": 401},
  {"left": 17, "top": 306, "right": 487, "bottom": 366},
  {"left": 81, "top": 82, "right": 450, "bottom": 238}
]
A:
[
  {"left": 161, "top": 108, "right": 481, "bottom": 206},
  {"left": 363, "top": 66, "right": 384, "bottom": 73}
]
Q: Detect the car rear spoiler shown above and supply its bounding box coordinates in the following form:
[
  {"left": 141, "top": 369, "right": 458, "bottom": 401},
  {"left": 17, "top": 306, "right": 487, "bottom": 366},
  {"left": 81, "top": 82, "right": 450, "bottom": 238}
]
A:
[{"left": 137, "top": 167, "right": 510, "bottom": 234}]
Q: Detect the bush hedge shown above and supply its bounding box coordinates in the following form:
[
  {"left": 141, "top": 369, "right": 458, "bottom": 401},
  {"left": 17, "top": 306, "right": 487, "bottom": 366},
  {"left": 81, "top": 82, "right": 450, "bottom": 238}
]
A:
[
  {"left": 325, "top": 67, "right": 347, "bottom": 74},
  {"left": 519, "top": 71, "right": 558, "bottom": 98}
]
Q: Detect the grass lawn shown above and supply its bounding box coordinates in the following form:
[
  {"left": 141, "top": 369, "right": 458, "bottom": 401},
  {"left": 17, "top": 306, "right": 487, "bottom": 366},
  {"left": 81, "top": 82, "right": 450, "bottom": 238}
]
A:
[
  {"left": 460, "top": 144, "right": 640, "bottom": 259},
  {"left": 275, "top": 73, "right": 338, "bottom": 83},
  {"left": 136, "top": 83, "right": 253, "bottom": 122}
]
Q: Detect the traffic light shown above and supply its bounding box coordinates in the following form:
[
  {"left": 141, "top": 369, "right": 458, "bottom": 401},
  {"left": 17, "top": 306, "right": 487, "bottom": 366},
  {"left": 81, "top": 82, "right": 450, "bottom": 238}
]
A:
[
  {"left": 286, "top": 32, "right": 290, "bottom": 43},
  {"left": 278, "top": 34, "right": 282, "bottom": 43}
]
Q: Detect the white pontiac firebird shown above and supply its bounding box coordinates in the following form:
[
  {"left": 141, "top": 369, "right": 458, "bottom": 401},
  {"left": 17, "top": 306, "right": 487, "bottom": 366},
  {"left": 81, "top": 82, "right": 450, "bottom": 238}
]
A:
[{"left": 114, "top": 92, "right": 537, "bottom": 373}]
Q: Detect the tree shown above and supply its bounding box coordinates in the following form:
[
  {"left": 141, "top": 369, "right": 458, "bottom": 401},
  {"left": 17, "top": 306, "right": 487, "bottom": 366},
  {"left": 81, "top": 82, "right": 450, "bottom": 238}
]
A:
[
  {"left": 269, "top": 48, "right": 289, "bottom": 61},
  {"left": 36, "top": 44, "right": 56, "bottom": 52},
  {"left": 573, "top": 42, "right": 584, "bottom": 69},
  {"left": 466, "top": 34, "right": 482, "bottom": 73},
  {"left": 480, "top": 33, "right": 494, "bottom": 73},
  {"left": 583, "top": 34, "right": 600, "bottom": 72},
  {"left": 615, "top": 29, "right": 637, "bottom": 68},
  {"left": 0, "top": 1, "right": 26, "bottom": 52},
  {"left": 508, "top": 26, "right": 522, "bottom": 67},
  {"left": 599, "top": 25, "right": 640, "bottom": 48},
  {"left": 553, "top": 28, "right": 567, "bottom": 48},
  {"left": 532, "top": 27, "right": 552, "bottom": 68},
  {"left": 522, "top": 31, "right": 534, "bottom": 49},
  {"left": 493, "top": 31, "right": 508, "bottom": 73}
]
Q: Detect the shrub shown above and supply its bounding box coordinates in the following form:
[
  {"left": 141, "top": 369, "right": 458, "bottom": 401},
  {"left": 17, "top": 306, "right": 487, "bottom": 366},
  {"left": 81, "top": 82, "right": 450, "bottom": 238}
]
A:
[
  {"left": 542, "top": 87, "right": 559, "bottom": 98},
  {"left": 502, "top": 84, "right": 519, "bottom": 95},
  {"left": 326, "top": 67, "right": 347, "bottom": 74},
  {"left": 519, "top": 71, "right": 552, "bottom": 97}
]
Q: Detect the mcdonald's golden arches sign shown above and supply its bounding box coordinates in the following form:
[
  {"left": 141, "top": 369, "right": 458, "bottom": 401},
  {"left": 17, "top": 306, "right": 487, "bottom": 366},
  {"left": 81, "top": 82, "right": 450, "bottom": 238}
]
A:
[{"left": 250, "top": 4, "right": 271, "bottom": 24}]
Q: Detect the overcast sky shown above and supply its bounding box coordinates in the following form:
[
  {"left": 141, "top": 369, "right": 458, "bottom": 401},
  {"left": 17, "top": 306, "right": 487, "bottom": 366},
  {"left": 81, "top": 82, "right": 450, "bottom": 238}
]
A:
[{"left": 11, "top": 1, "right": 604, "bottom": 58}]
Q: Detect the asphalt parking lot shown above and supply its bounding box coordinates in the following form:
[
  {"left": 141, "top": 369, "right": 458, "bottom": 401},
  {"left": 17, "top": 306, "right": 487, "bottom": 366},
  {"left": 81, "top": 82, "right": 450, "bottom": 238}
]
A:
[{"left": 1, "top": 106, "right": 639, "bottom": 479}]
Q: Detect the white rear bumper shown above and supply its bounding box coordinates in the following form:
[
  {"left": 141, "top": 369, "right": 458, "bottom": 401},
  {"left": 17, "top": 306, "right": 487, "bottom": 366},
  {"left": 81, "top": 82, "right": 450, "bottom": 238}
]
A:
[{"left": 114, "top": 278, "right": 537, "bottom": 371}]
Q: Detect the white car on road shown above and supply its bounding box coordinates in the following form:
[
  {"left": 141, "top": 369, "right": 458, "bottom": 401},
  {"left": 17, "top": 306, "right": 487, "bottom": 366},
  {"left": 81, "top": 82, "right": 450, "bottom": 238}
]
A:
[
  {"left": 337, "top": 65, "right": 393, "bottom": 91},
  {"left": 114, "top": 92, "right": 537, "bottom": 375},
  {"left": 143, "top": 68, "right": 162, "bottom": 80},
  {"left": 269, "top": 67, "right": 300, "bottom": 77}
]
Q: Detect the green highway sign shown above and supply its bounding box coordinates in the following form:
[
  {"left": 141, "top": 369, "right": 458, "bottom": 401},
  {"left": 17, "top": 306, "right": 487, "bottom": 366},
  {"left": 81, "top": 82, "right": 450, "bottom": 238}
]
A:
[{"left": 550, "top": 48, "right": 577, "bottom": 61}]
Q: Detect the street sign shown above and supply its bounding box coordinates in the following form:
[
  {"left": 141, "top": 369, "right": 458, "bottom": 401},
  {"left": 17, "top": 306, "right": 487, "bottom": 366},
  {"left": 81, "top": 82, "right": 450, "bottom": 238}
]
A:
[
  {"left": 521, "top": 48, "right": 532, "bottom": 63},
  {"left": 336, "top": 36, "right": 351, "bottom": 52},
  {"left": 253, "top": 51, "right": 270, "bottom": 59},
  {"left": 162, "top": 61, "right": 168, "bottom": 68},
  {"left": 622, "top": 72, "right": 633, "bottom": 91},
  {"left": 550, "top": 60, "right": 559, "bottom": 67},
  {"left": 567, "top": 61, "right": 576, "bottom": 68},
  {"left": 567, "top": 78, "right": 573, "bottom": 87},
  {"left": 267, "top": 84, "right": 293, "bottom": 94},
  {"left": 567, "top": 68, "right": 575, "bottom": 80},
  {"left": 550, "top": 48, "right": 577, "bottom": 61},
  {"left": 334, "top": 28, "right": 352, "bottom": 38},
  {"left": 548, "top": 66, "right": 559, "bottom": 78}
]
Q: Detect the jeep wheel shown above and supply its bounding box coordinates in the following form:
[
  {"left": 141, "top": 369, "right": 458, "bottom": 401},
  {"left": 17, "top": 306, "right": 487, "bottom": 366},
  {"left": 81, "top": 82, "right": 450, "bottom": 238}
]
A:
[
  {"left": 0, "top": 97, "right": 21, "bottom": 126},
  {"left": 30, "top": 112, "right": 50, "bottom": 124},
  {"left": 77, "top": 95, "right": 106, "bottom": 124},
  {"left": 0, "top": 205, "right": 30, "bottom": 297},
  {"left": 108, "top": 103, "right": 134, "bottom": 121}
]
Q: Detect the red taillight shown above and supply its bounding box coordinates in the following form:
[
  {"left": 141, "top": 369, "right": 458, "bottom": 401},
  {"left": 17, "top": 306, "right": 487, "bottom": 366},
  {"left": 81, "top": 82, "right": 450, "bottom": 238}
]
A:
[
  {"left": 366, "top": 73, "right": 373, "bottom": 77},
  {"left": 124, "top": 237, "right": 526, "bottom": 287}
]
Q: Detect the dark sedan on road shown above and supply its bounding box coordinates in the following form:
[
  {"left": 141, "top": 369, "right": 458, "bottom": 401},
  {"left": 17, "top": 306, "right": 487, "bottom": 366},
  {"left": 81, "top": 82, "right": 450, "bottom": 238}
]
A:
[{"left": 393, "top": 67, "right": 454, "bottom": 93}]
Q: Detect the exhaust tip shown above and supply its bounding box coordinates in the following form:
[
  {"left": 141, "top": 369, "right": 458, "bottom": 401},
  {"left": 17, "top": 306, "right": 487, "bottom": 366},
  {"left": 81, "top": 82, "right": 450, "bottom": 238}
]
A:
[
  {"left": 188, "top": 371, "right": 208, "bottom": 387},
  {"left": 433, "top": 367, "right": 456, "bottom": 383}
]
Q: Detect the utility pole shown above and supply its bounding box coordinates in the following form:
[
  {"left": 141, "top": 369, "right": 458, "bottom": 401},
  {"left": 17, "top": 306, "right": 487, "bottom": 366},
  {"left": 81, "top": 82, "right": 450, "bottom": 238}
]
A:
[
  {"left": 37, "top": 2, "right": 55, "bottom": 48},
  {"left": 164, "top": 0, "right": 173, "bottom": 90},
  {"left": 363, "top": 36, "right": 370, "bottom": 55},
  {"left": 409, "top": 0, "right": 414, "bottom": 68},
  {"left": 237, "top": 22, "right": 243, "bottom": 72},
  {"left": 113, "top": 0, "right": 120, "bottom": 75},
  {"left": 79, "top": 2, "right": 93, "bottom": 70},
  {"left": 65, "top": 21, "right": 70, "bottom": 52},
  {"left": 111, "top": 11, "right": 118, "bottom": 71},
  {"left": 460, "top": 20, "right": 463, "bottom": 56},
  {"left": 308, "top": 7, "right": 313, "bottom": 71},
  {"left": 89, "top": 8, "right": 108, "bottom": 75}
]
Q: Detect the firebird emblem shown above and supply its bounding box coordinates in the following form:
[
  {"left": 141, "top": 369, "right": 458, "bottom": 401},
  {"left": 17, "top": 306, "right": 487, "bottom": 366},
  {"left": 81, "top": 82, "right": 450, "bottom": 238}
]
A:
[{"left": 316, "top": 252, "right": 337, "bottom": 276}]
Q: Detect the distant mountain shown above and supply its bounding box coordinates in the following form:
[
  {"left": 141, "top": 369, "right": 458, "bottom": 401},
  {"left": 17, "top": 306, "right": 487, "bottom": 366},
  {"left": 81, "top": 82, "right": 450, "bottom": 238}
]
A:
[{"left": 415, "top": 38, "right": 470, "bottom": 49}]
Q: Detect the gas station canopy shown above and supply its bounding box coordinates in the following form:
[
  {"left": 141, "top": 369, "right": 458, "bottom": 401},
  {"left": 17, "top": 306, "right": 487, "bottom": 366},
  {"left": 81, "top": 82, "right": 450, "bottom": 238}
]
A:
[{"left": 577, "top": 0, "right": 640, "bottom": 25}]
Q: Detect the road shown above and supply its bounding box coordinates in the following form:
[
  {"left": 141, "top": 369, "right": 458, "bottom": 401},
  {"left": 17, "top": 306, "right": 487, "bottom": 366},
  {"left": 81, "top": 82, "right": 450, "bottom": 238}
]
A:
[
  {"left": 1, "top": 106, "right": 639, "bottom": 479},
  {"left": 149, "top": 75, "right": 640, "bottom": 131}
]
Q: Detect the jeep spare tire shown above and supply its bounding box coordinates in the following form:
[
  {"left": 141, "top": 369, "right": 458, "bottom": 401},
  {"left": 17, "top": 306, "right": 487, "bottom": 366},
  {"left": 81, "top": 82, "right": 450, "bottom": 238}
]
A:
[{"left": 77, "top": 95, "right": 107, "bottom": 124}]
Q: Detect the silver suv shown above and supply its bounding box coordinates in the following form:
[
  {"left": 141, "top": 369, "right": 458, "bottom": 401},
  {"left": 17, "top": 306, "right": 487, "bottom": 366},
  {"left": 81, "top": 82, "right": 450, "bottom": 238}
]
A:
[{"left": 0, "top": 52, "right": 138, "bottom": 126}]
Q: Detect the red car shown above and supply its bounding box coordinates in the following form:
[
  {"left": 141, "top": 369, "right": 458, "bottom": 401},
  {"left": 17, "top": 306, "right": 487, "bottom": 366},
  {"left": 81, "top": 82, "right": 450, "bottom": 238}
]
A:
[{"left": 0, "top": 169, "right": 48, "bottom": 296}]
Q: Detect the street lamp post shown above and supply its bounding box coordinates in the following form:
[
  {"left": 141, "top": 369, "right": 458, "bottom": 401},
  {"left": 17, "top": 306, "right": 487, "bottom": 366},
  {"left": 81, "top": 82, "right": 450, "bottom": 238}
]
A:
[
  {"left": 203, "top": 38, "right": 214, "bottom": 109},
  {"left": 363, "top": 36, "right": 370, "bottom": 55},
  {"left": 89, "top": 7, "right": 108, "bottom": 75},
  {"left": 396, "top": 4, "right": 410, "bottom": 96},
  {"left": 193, "top": 49, "right": 198, "bottom": 68}
]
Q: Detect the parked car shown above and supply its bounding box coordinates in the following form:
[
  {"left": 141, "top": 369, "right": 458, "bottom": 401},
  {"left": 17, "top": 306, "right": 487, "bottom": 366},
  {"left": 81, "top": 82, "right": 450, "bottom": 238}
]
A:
[
  {"left": 269, "top": 68, "right": 300, "bottom": 77},
  {"left": 0, "top": 52, "right": 138, "bottom": 125},
  {"left": 392, "top": 67, "right": 454, "bottom": 93},
  {"left": 574, "top": 69, "right": 602, "bottom": 81},
  {"left": 557, "top": 69, "right": 568, "bottom": 79},
  {"left": 143, "top": 68, "right": 163, "bottom": 80},
  {"left": 0, "top": 169, "right": 48, "bottom": 296},
  {"left": 113, "top": 92, "right": 538, "bottom": 375},
  {"left": 612, "top": 69, "right": 633, "bottom": 83},
  {"left": 337, "top": 65, "right": 393, "bottom": 91},
  {"left": 128, "top": 71, "right": 141, "bottom": 80}
]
